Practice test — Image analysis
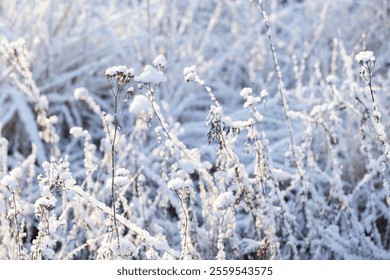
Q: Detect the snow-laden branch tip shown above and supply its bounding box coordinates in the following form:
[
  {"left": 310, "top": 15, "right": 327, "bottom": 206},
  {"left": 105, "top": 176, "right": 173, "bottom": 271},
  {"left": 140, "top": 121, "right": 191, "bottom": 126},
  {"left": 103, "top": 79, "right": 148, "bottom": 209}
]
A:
[
  {"left": 355, "top": 51, "right": 376, "bottom": 64},
  {"left": 214, "top": 191, "right": 235, "bottom": 212},
  {"left": 183, "top": 65, "right": 196, "bottom": 82},
  {"left": 105, "top": 65, "right": 135, "bottom": 78},
  {"left": 167, "top": 178, "right": 191, "bottom": 191},
  {"left": 135, "top": 65, "right": 167, "bottom": 84},
  {"left": 152, "top": 54, "right": 167, "bottom": 69}
]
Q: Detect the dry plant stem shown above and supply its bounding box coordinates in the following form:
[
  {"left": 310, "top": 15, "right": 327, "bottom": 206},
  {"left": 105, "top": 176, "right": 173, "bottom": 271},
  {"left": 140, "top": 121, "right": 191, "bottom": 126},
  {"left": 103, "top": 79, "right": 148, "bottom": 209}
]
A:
[
  {"left": 360, "top": 64, "right": 390, "bottom": 163},
  {"left": 198, "top": 80, "right": 254, "bottom": 208},
  {"left": 366, "top": 66, "right": 379, "bottom": 123},
  {"left": 107, "top": 79, "right": 121, "bottom": 249},
  {"left": 64, "top": 183, "right": 181, "bottom": 258},
  {"left": 147, "top": 86, "right": 190, "bottom": 158},
  {"left": 252, "top": 0, "right": 303, "bottom": 178},
  {"left": 145, "top": 86, "right": 190, "bottom": 258},
  {"left": 64, "top": 234, "right": 107, "bottom": 260},
  {"left": 111, "top": 117, "right": 120, "bottom": 249},
  {"left": 361, "top": 64, "right": 390, "bottom": 203},
  {"left": 216, "top": 209, "right": 228, "bottom": 259},
  {"left": 12, "top": 192, "right": 21, "bottom": 259},
  {"left": 176, "top": 190, "right": 189, "bottom": 260}
]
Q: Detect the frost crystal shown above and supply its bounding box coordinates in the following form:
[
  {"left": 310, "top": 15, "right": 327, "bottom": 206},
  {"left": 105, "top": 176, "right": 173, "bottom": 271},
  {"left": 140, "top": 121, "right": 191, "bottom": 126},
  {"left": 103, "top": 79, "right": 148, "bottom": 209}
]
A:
[
  {"left": 152, "top": 54, "right": 167, "bottom": 69},
  {"left": 355, "top": 51, "right": 376, "bottom": 64},
  {"left": 135, "top": 65, "right": 167, "bottom": 84}
]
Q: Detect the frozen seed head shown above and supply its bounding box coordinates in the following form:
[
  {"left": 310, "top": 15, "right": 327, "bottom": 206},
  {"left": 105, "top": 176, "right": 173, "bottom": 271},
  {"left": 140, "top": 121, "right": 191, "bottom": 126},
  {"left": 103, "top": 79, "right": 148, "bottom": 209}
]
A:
[
  {"left": 214, "top": 192, "right": 235, "bottom": 212},
  {"left": 135, "top": 65, "right": 167, "bottom": 84},
  {"left": 240, "top": 87, "right": 253, "bottom": 98},
  {"left": 105, "top": 65, "right": 135, "bottom": 79},
  {"left": 10, "top": 167, "right": 22, "bottom": 180},
  {"left": 355, "top": 51, "right": 376, "bottom": 64},
  {"left": 73, "top": 87, "right": 89, "bottom": 100},
  {"left": 127, "top": 86, "right": 135, "bottom": 95},
  {"left": 152, "top": 54, "right": 167, "bottom": 69},
  {"left": 326, "top": 75, "right": 338, "bottom": 84},
  {"left": 1, "top": 175, "right": 17, "bottom": 192},
  {"left": 166, "top": 178, "right": 191, "bottom": 191},
  {"left": 116, "top": 168, "right": 130, "bottom": 177},
  {"left": 260, "top": 89, "right": 268, "bottom": 98},
  {"left": 183, "top": 65, "right": 196, "bottom": 82}
]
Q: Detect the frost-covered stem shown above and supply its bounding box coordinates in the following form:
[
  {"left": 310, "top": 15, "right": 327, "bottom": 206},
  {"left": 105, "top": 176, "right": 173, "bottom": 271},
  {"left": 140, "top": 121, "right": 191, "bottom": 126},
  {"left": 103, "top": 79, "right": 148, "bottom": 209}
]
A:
[
  {"left": 110, "top": 141, "right": 120, "bottom": 249},
  {"left": 175, "top": 190, "right": 189, "bottom": 260},
  {"left": 252, "top": 0, "right": 302, "bottom": 177},
  {"left": 11, "top": 192, "right": 22, "bottom": 259},
  {"left": 196, "top": 81, "right": 248, "bottom": 203},
  {"left": 358, "top": 59, "right": 390, "bottom": 164},
  {"left": 146, "top": 86, "right": 190, "bottom": 158},
  {"left": 321, "top": 122, "right": 347, "bottom": 204},
  {"left": 216, "top": 210, "right": 227, "bottom": 260},
  {"left": 366, "top": 66, "right": 379, "bottom": 123},
  {"left": 63, "top": 183, "right": 181, "bottom": 258},
  {"left": 64, "top": 234, "right": 107, "bottom": 260},
  {"left": 107, "top": 80, "right": 121, "bottom": 250},
  {"left": 199, "top": 81, "right": 221, "bottom": 108},
  {"left": 355, "top": 66, "right": 390, "bottom": 205},
  {"left": 131, "top": 170, "right": 147, "bottom": 227}
]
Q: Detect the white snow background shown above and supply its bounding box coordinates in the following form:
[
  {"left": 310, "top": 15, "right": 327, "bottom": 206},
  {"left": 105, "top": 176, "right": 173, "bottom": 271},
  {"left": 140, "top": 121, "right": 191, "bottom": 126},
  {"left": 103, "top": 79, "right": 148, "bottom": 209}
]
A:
[{"left": 1, "top": 0, "right": 390, "bottom": 260}]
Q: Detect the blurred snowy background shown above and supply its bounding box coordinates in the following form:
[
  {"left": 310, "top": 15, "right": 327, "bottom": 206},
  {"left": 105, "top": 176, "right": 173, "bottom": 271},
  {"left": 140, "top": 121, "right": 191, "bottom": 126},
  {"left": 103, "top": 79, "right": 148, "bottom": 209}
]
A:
[{"left": 1, "top": 0, "right": 390, "bottom": 260}]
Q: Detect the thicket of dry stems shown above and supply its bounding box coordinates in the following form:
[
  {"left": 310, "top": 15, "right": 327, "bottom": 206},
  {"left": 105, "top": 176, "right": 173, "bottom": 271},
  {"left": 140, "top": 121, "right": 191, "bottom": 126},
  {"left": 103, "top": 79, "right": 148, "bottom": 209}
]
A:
[{"left": 1, "top": 0, "right": 390, "bottom": 259}]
